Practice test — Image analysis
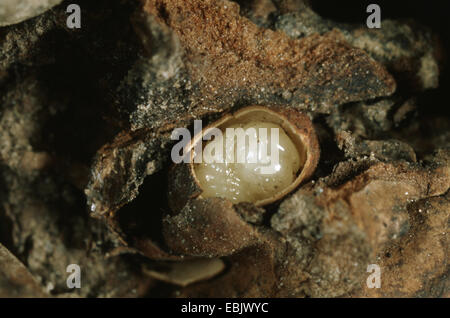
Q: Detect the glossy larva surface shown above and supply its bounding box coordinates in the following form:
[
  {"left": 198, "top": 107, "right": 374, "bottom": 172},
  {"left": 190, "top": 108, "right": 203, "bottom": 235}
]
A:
[{"left": 194, "top": 120, "right": 301, "bottom": 203}]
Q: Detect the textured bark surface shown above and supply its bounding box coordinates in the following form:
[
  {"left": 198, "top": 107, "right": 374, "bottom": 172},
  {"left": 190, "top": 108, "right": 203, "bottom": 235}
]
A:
[
  {"left": 0, "top": 0, "right": 63, "bottom": 27},
  {"left": 0, "top": 0, "right": 448, "bottom": 297}
]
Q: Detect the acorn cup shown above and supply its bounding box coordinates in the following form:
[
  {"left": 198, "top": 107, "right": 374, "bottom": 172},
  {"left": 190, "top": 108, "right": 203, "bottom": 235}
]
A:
[{"left": 164, "top": 105, "right": 320, "bottom": 257}]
